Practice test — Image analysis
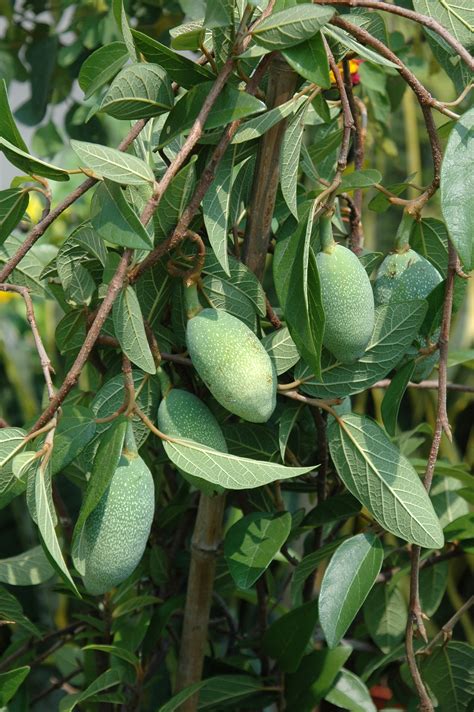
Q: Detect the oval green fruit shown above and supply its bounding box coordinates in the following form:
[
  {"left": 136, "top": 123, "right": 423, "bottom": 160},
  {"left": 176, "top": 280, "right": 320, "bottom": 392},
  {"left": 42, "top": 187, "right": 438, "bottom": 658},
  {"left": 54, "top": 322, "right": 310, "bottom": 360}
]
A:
[
  {"left": 186, "top": 309, "right": 277, "bottom": 423},
  {"left": 82, "top": 455, "right": 154, "bottom": 595},
  {"left": 374, "top": 249, "right": 442, "bottom": 305},
  {"left": 158, "top": 388, "right": 227, "bottom": 495},
  {"left": 316, "top": 244, "right": 375, "bottom": 363}
]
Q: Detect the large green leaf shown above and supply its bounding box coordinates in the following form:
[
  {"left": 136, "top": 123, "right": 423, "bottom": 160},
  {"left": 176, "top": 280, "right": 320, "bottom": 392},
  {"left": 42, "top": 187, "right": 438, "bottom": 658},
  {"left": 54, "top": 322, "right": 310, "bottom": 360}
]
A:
[
  {"left": 163, "top": 437, "right": 313, "bottom": 490},
  {"left": 419, "top": 559, "right": 448, "bottom": 617},
  {"left": 51, "top": 406, "right": 96, "bottom": 475},
  {"left": 136, "top": 259, "right": 171, "bottom": 330},
  {"left": 224, "top": 512, "right": 291, "bottom": 588},
  {"left": 59, "top": 668, "right": 124, "bottom": 712},
  {"left": 100, "top": 63, "right": 173, "bottom": 120},
  {"left": 0, "top": 545, "right": 54, "bottom": 586},
  {"left": 154, "top": 158, "right": 196, "bottom": 242},
  {"left": 112, "top": 0, "right": 137, "bottom": 60},
  {"left": 78, "top": 42, "right": 128, "bottom": 100},
  {"left": 0, "top": 427, "right": 28, "bottom": 508},
  {"left": 319, "top": 532, "right": 383, "bottom": 648},
  {"left": 132, "top": 30, "right": 214, "bottom": 88},
  {"left": 72, "top": 418, "right": 127, "bottom": 576},
  {"left": 280, "top": 99, "right": 308, "bottom": 218},
  {"left": 413, "top": 0, "right": 474, "bottom": 52},
  {"left": 160, "top": 83, "right": 266, "bottom": 146},
  {"left": 282, "top": 32, "right": 331, "bottom": 87},
  {"left": 420, "top": 642, "right": 474, "bottom": 712},
  {"left": 0, "top": 188, "right": 29, "bottom": 245},
  {"left": 71, "top": 140, "right": 155, "bottom": 185},
  {"left": 284, "top": 209, "right": 325, "bottom": 380},
  {"left": 0, "top": 584, "right": 41, "bottom": 637},
  {"left": 113, "top": 286, "right": 156, "bottom": 374},
  {"left": 197, "top": 675, "right": 266, "bottom": 710},
  {"left": 441, "top": 106, "right": 474, "bottom": 270},
  {"left": 0, "top": 137, "right": 70, "bottom": 181},
  {"left": 328, "top": 414, "right": 444, "bottom": 548},
  {"left": 278, "top": 401, "right": 302, "bottom": 459},
  {"left": 286, "top": 647, "right": 352, "bottom": 710},
  {"left": 202, "top": 145, "right": 236, "bottom": 275},
  {"left": 261, "top": 326, "right": 300, "bottom": 376},
  {"left": 323, "top": 25, "right": 399, "bottom": 68},
  {"left": 296, "top": 300, "right": 427, "bottom": 399},
  {"left": 252, "top": 5, "right": 333, "bottom": 50},
  {"left": 325, "top": 669, "right": 376, "bottom": 712},
  {"left": 263, "top": 599, "right": 319, "bottom": 673},
  {"left": 231, "top": 97, "right": 305, "bottom": 144},
  {"left": 222, "top": 423, "right": 279, "bottom": 462},
  {"left": 410, "top": 217, "right": 449, "bottom": 275},
  {"left": 0, "top": 79, "right": 28, "bottom": 151},
  {"left": 0, "top": 666, "right": 30, "bottom": 706},
  {"left": 91, "top": 180, "right": 153, "bottom": 250},
  {"left": 363, "top": 583, "right": 407, "bottom": 653},
  {"left": 381, "top": 360, "right": 415, "bottom": 436}
]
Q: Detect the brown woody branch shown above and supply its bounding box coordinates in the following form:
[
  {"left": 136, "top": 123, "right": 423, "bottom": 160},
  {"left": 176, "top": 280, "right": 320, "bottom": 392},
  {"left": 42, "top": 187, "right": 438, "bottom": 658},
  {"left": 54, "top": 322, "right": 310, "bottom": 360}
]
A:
[
  {"left": 313, "top": 0, "right": 474, "bottom": 71},
  {"left": 421, "top": 595, "right": 474, "bottom": 655},
  {"left": 372, "top": 379, "right": 474, "bottom": 394},
  {"left": 0, "top": 284, "right": 55, "bottom": 400},
  {"left": 332, "top": 16, "right": 442, "bottom": 213},
  {"left": 405, "top": 242, "right": 459, "bottom": 712},
  {"left": 342, "top": 59, "right": 364, "bottom": 252}
]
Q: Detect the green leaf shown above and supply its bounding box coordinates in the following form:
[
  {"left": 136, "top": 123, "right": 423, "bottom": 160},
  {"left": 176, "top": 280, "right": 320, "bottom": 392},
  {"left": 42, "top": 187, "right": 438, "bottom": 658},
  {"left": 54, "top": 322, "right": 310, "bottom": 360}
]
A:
[
  {"left": 56, "top": 309, "right": 87, "bottom": 354},
  {"left": 0, "top": 666, "right": 30, "bottom": 705},
  {"left": 160, "top": 83, "right": 266, "bottom": 146},
  {"left": 284, "top": 210, "right": 325, "bottom": 380},
  {"left": 303, "top": 493, "right": 361, "bottom": 528},
  {"left": 91, "top": 180, "right": 153, "bottom": 250},
  {"left": 323, "top": 25, "right": 399, "bottom": 68},
  {"left": 65, "top": 263, "right": 96, "bottom": 306},
  {"left": 325, "top": 669, "right": 376, "bottom": 712},
  {"left": 202, "top": 145, "right": 236, "bottom": 275},
  {"left": 0, "top": 545, "right": 54, "bottom": 586},
  {"left": 224, "top": 512, "right": 292, "bottom": 588},
  {"left": 0, "top": 584, "right": 41, "bottom": 637},
  {"left": 263, "top": 599, "right": 319, "bottom": 673},
  {"left": 0, "top": 189, "right": 29, "bottom": 245},
  {"left": 112, "top": 595, "right": 161, "bottom": 618},
  {"left": 51, "top": 406, "right": 96, "bottom": 475},
  {"left": 112, "top": 0, "right": 137, "bottom": 60},
  {"left": 420, "top": 642, "right": 474, "bottom": 712},
  {"left": 296, "top": 300, "right": 427, "bottom": 399},
  {"left": 328, "top": 414, "right": 444, "bottom": 548},
  {"left": 78, "top": 42, "right": 128, "bottom": 100},
  {"left": 154, "top": 158, "right": 196, "bottom": 242},
  {"left": 286, "top": 647, "right": 352, "bottom": 709},
  {"left": 34, "top": 461, "right": 79, "bottom": 595},
  {"left": 82, "top": 644, "right": 139, "bottom": 668},
  {"left": 291, "top": 538, "right": 348, "bottom": 606},
  {"left": 132, "top": 30, "right": 215, "bottom": 88},
  {"left": 197, "top": 675, "right": 265, "bottom": 709},
  {"left": 410, "top": 217, "right": 449, "bottom": 275},
  {"left": 158, "top": 682, "right": 206, "bottom": 712},
  {"left": 441, "top": 106, "right": 474, "bottom": 270},
  {"left": 204, "top": 0, "right": 234, "bottom": 28},
  {"left": 71, "top": 140, "right": 155, "bottom": 185},
  {"left": 163, "top": 438, "right": 313, "bottom": 490},
  {"left": 0, "top": 427, "right": 28, "bottom": 508},
  {"left": 262, "top": 326, "right": 300, "bottom": 376},
  {"left": 0, "top": 137, "right": 70, "bottom": 181},
  {"left": 231, "top": 97, "right": 305, "bottom": 144},
  {"left": 100, "top": 63, "right": 173, "bottom": 120},
  {"left": 59, "top": 668, "right": 124, "bottom": 712},
  {"left": 283, "top": 32, "right": 331, "bottom": 87},
  {"left": 413, "top": 0, "right": 474, "bottom": 52},
  {"left": 253, "top": 5, "right": 333, "bottom": 50},
  {"left": 0, "top": 79, "right": 28, "bottom": 151},
  {"left": 280, "top": 99, "right": 308, "bottom": 218},
  {"left": 278, "top": 402, "right": 302, "bottom": 459},
  {"left": 363, "top": 584, "right": 407, "bottom": 653},
  {"left": 319, "top": 532, "right": 383, "bottom": 648},
  {"left": 338, "top": 169, "right": 383, "bottom": 192},
  {"left": 223, "top": 423, "right": 279, "bottom": 462},
  {"left": 419, "top": 560, "right": 448, "bottom": 617},
  {"left": 136, "top": 260, "right": 171, "bottom": 330},
  {"left": 113, "top": 286, "right": 156, "bottom": 374},
  {"left": 381, "top": 360, "right": 415, "bottom": 437},
  {"left": 444, "top": 512, "right": 474, "bottom": 541},
  {"left": 72, "top": 418, "right": 128, "bottom": 575}
]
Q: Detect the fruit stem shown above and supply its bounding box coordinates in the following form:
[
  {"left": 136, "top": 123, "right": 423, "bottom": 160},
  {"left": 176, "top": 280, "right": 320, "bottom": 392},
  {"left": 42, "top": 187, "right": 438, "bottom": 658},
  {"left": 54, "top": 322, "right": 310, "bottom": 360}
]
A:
[
  {"left": 157, "top": 366, "right": 173, "bottom": 398},
  {"left": 320, "top": 212, "right": 336, "bottom": 254},
  {"left": 394, "top": 211, "right": 415, "bottom": 252},
  {"left": 184, "top": 282, "right": 203, "bottom": 320},
  {"left": 123, "top": 421, "right": 138, "bottom": 459}
]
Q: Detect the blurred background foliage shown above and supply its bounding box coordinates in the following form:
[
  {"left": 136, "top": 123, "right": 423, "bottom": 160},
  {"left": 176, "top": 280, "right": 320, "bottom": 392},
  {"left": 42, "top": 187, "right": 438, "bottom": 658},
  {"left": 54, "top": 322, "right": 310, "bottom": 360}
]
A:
[{"left": 0, "top": 1, "right": 472, "bottom": 708}]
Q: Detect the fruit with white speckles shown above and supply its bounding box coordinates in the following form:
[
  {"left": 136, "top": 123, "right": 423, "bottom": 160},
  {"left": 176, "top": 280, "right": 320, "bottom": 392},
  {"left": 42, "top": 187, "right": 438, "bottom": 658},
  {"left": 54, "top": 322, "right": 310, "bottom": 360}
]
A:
[
  {"left": 374, "top": 249, "right": 442, "bottom": 305},
  {"left": 158, "top": 388, "right": 227, "bottom": 494},
  {"left": 186, "top": 309, "right": 277, "bottom": 423},
  {"left": 316, "top": 244, "right": 375, "bottom": 363},
  {"left": 81, "top": 455, "right": 154, "bottom": 595}
]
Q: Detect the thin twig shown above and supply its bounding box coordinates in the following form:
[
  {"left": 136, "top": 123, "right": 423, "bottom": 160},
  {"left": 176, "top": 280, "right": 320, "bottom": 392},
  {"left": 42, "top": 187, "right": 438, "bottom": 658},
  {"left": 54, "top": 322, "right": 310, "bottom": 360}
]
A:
[
  {"left": 342, "top": 59, "right": 364, "bottom": 253},
  {"left": 421, "top": 596, "right": 474, "bottom": 655},
  {"left": 313, "top": 0, "right": 474, "bottom": 71},
  {"left": 372, "top": 379, "right": 474, "bottom": 394}
]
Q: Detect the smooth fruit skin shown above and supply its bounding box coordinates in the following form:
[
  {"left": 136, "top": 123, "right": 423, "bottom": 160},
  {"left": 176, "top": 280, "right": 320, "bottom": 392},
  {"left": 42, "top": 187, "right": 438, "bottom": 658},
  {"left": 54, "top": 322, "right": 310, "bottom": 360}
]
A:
[
  {"left": 374, "top": 249, "right": 442, "bottom": 305},
  {"left": 316, "top": 244, "right": 375, "bottom": 363},
  {"left": 186, "top": 309, "right": 277, "bottom": 423},
  {"left": 82, "top": 455, "right": 154, "bottom": 595},
  {"left": 158, "top": 389, "right": 227, "bottom": 452}
]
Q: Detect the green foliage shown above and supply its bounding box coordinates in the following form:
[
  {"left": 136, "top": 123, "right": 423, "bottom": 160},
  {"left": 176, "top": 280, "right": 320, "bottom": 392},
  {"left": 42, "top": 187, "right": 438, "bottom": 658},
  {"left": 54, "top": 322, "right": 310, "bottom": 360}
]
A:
[{"left": 0, "top": 0, "right": 471, "bottom": 708}]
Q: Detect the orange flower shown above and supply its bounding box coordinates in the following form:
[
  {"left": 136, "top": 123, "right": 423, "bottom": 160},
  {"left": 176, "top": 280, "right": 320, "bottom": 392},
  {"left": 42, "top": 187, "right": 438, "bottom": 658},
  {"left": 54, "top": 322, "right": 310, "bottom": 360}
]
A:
[{"left": 329, "top": 58, "right": 362, "bottom": 85}]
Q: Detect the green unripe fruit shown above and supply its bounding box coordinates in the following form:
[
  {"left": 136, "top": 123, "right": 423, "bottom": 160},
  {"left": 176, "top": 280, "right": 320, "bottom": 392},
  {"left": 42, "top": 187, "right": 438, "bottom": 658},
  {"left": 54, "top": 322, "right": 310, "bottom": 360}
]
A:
[
  {"left": 316, "top": 244, "right": 375, "bottom": 363},
  {"left": 374, "top": 249, "right": 442, "bottom": 305},
  {"left": 82, "top": 455, "right": 154, "bottom": 595},
  {"left": 186, "top": 308, "right": 277, "bottom": 423},
  {"left": 158, "top": 388, "right": 227, "bottom": 495}
]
